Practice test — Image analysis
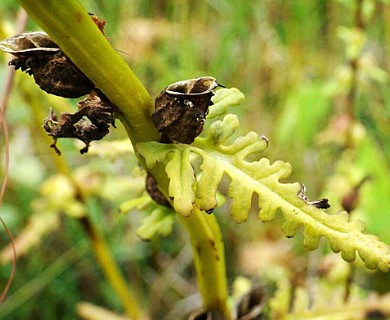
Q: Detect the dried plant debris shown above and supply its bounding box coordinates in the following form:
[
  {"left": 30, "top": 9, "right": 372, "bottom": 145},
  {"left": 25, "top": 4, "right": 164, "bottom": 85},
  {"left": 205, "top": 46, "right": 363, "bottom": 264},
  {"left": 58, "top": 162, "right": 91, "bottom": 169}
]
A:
[
  {"left": 43, "top": 93, "right": 115, "bottom": 155},
  {"left": 0, "top": 15, "right": 106, "bottom": 98},
  {"left": 152, "top": 76, "right": 220, "bottom": 144},
  {"left": 89, "top": 13, "right": 106, "bottom": 34},
  {"left": 0, "top": 14, "right": 116, "bottom": 154},
  {"left": 235, "top": 285, "right": 266, "bottom": 320},
  {"left": 298, "top": 184, "right": 330, "bottom": 209},
  {"left": 1, "top": 32, "right": 94, "bottom": 98}
]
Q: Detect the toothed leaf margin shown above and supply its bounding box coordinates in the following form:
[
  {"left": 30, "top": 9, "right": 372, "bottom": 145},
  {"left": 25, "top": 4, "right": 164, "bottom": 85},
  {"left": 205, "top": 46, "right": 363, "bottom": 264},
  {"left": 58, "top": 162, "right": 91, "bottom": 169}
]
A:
[{"left": 138, "top": 88, "right": 390, "bottom": 272}]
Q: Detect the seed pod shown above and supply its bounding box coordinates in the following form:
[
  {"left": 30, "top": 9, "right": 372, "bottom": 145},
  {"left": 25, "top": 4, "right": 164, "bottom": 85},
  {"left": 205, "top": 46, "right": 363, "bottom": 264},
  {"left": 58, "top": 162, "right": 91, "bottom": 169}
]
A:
[
  {"left": 0, "top": 31, "right": 94, "bottom": 98},
  {"left": 0, "top": 31, "right": 60, "bottom": 54},
  {"left": 43, "top": 93, "right": 115, "bottom": 155},
  {"left": 152, "top": 76, "right": 219, "bottom": 144}
]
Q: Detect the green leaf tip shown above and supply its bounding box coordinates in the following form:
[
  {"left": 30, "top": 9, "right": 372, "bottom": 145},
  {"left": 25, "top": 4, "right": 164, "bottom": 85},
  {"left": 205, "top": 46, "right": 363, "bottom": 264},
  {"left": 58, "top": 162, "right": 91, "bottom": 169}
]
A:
[
  {"left": 166, "top": 147, "right": 196, "bottom": 216},
  {"left": 138, "top": 87, "right": 390, "bottom": 272},
  {"left": 208, "top": 87, "right": 245, "bottom": 119}
]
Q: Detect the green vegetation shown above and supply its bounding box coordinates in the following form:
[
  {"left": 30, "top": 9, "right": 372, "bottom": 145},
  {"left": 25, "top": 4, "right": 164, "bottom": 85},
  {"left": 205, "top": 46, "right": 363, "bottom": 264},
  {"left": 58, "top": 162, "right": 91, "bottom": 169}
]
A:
[{"left": 1, "top": 1, "right": 390, "bottom": 319}]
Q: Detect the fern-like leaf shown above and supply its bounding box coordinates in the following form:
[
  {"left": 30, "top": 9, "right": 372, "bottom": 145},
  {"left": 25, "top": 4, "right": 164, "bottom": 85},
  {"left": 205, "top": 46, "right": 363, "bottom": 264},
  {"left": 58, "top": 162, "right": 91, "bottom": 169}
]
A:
[{"left": 137, "top": 88, "right": 390, "bottom": 271}]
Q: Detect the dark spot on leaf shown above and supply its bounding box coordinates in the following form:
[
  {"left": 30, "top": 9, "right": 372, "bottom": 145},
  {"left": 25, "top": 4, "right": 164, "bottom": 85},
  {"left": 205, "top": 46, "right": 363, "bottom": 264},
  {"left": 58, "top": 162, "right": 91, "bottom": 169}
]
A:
[{"left": 75, "top": 12, "right": 83, "bottom": 23}]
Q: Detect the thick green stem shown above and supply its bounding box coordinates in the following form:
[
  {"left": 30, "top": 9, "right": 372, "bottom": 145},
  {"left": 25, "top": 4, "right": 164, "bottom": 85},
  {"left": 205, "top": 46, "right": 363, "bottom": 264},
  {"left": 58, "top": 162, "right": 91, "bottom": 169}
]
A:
[
  {"left": 179, "top": 209, "right": 231, "bottom": 319},
  {"left": 16, "top": 0, "right": 230, "bottom": 316}
]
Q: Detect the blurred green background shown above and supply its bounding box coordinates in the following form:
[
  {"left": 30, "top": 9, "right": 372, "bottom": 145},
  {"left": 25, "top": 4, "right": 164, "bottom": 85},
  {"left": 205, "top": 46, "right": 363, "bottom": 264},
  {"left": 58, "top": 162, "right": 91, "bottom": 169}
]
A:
[{"left": 1, "top": 0, "right": 390, "bottom": 319}]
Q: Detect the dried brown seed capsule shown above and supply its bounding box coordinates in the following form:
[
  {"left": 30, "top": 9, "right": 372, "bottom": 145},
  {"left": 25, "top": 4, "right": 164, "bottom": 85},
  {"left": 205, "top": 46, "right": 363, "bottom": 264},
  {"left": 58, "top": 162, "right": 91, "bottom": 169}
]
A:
[
  {"left": 0, "top": 31, "right": 60, "bottom": 54},
  {"left": 43, "top": 93, "right": 115, "bottom": 155},
  {"left": 0, "top": 13, "right": 106, "bottom": 98},
  {"left": 341, "top": 176, "right": 370, "bottom": 213},
  {"left": 0, "top": 32, "right": 94, "bottom": 98},
  {"left": 152, "top": 76, "right": 219, "bottom": 144}
]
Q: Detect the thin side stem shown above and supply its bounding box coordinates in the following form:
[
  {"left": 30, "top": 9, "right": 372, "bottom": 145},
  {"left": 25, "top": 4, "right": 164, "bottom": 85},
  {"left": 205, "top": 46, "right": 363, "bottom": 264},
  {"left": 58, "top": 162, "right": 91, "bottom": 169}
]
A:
[{"left": 80, "top": 217, "right": 142, "bottom": 319}]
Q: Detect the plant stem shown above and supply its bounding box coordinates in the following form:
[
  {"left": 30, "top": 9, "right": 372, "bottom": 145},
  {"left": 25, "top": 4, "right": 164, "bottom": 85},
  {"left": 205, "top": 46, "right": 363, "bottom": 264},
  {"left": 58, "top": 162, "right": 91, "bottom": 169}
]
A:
[
  {"left": 179, "top": 209, "right": 231, "bottom": 319},
  {"left": 16, "top": 0, "right": 231, "bottom": 316}
]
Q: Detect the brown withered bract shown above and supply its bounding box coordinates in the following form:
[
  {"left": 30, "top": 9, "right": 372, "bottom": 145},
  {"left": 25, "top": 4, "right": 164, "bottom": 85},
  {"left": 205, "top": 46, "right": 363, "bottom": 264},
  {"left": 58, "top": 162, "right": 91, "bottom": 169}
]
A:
[
  {"left": 0, "top": 14, "right": 107, "bottom": 98},
  {"left": 152, "top": 76, "right": 219, "bottom": 144},
  {"left": 0, "top": 32, "right": 94, "bottom": 98},
  {"left": 0, "top": 15, "right": 117, "bottom": 155},
  {"left": 43, "top": 93, "right": 115, "bottom": 155}
]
